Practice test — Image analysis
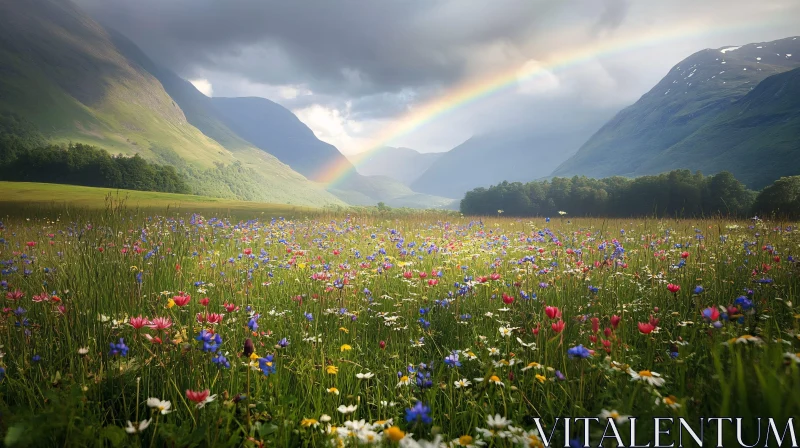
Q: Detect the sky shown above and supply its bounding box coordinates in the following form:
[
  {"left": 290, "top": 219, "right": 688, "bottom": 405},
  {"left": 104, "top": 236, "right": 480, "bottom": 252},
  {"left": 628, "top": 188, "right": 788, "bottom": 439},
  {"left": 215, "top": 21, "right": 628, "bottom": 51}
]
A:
[{"left": 77, "top": 0, "right": 800, "bottom": 155}]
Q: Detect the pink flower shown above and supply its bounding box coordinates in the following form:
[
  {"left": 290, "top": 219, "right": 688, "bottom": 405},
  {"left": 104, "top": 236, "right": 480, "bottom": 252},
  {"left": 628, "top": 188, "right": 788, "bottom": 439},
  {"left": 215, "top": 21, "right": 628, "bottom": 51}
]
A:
[
  {"left": 667, "top": 284, "right": 681, "bottom": 294},
  {"left": 129, "top": 315, "right": 149, "bottom": 329},
  {"left": 5, "top": 290, "right": 24, "bottom": 301},
  {"left": 148, "top": 317, "right": 172, "bottom": 330},
  {"left": 551, "top": 320, "right": 565, "bottom": 333},
  {"left": 206, "top": 313, "right": 223, "bottom": 324},
  {"left": 610, "top": 315, "right": 621, "bottom": 329}
]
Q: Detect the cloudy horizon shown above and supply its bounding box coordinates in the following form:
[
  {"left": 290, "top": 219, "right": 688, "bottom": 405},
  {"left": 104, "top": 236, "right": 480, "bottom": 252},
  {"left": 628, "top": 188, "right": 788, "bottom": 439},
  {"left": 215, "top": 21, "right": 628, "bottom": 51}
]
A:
[{"left": 76, "top": 0, "right": 800, "bottom": 155}]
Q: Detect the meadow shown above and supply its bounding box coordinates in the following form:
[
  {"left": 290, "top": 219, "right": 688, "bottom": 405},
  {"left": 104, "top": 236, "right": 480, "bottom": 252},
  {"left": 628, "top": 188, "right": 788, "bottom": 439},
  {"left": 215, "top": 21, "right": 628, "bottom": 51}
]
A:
[{"left": 0, "top": 192, "right": 799, "bottom": 447}]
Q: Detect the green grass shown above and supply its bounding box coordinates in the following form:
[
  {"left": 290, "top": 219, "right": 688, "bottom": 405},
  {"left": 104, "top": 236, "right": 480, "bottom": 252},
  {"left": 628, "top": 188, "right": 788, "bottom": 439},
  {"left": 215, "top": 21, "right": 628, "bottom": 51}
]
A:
[
  {"left": 0, "top": 181, "right": 318, "bottom": 217},
  {"left": 0, "top": 0, "right": 345, "bottom": 208},
  {"left": 0, "top": 199, "right": 798, "bottom": 447}
]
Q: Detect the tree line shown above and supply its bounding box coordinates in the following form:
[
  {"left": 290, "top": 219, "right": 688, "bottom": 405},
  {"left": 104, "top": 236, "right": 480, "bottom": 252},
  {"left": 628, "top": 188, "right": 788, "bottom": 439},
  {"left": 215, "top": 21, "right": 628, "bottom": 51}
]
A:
[
  {"left": 0, "top": 112, "right": 189, "bottom": 194},
  {"left": 460, "top": 170, "right": 800, "bottom": 219}
]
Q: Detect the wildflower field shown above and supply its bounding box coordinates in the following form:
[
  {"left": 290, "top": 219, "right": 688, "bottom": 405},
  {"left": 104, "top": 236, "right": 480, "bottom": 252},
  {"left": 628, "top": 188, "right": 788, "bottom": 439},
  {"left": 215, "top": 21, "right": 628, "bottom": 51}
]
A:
[{"left": 0, "top": 203, "right": 799, "bottom": 447}]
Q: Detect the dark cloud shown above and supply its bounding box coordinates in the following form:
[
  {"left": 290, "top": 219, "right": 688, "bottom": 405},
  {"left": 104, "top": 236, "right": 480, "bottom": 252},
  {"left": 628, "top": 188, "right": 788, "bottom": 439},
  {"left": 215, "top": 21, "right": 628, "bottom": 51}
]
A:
[
  {"left": 78, "top": 0, "right": 565, "bottom": 97},
  {"left": 73, "top": 0, "right": 800, "bottom": 150}
]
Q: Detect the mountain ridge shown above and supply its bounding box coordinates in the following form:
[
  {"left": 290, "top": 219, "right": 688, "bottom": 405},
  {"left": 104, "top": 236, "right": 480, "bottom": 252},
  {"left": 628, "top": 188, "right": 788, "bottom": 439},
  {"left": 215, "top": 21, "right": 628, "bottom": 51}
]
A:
[{"left": 551, "top": 36, "right": 800, "bottom": 185}]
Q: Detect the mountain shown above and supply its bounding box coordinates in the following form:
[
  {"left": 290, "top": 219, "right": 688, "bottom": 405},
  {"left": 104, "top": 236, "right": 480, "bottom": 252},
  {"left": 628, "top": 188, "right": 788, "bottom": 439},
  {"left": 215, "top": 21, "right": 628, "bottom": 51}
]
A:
[
  {"left": 552, "top": 37, "right": 800, "bottom": 186},
  {"left": 352, "top": 146, "right": 444, "bottom": 186},
  {"left": 210, "top": 97, "right": 353, "bottom": 181},
  {"left": 0, "top": 0, "right": 343, "bottom": 207},
  {"left": 208, "top": 97, "right": 455, "bottom": 208},
  {"left": 411, "top": 124, "right": 603, "bottom": 199},
  {"left": 636, "top": 66, "right": 800, "bottom": 188}
]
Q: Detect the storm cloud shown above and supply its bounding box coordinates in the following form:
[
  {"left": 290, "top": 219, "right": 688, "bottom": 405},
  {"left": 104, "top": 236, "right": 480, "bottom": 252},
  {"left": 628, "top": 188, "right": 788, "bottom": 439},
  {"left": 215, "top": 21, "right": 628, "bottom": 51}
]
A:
[{"left": 76, "top": 0, "right": 800, "bottom": 153}]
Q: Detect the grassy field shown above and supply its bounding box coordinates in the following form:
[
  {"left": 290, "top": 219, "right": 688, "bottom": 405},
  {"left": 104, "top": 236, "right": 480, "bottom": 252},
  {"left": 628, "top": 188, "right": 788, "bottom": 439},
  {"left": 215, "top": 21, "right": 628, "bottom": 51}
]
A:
[
  {"left": 0, "top": 198, "right": 798, "bottom": 447},
  {"left": 0, "top": 182, "right": 319, "bottom": 217}
]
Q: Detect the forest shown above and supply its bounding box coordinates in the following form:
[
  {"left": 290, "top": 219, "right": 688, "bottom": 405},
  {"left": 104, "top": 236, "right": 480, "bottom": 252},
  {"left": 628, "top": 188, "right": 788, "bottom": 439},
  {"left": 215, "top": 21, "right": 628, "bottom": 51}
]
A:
[{"left": 460, "top": 170, "right": 800, "bottom": 219}]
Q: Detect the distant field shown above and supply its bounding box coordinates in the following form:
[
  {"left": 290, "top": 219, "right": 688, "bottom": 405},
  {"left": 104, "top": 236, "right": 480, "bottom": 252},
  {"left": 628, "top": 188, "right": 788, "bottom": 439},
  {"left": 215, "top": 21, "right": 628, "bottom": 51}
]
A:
[{"left": 0, "top": 181, "right": 319, "bottom": 216}]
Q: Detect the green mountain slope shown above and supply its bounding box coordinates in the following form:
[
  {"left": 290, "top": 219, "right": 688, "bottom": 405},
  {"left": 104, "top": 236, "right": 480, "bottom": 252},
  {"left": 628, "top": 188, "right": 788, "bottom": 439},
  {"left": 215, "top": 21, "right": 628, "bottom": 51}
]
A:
[
  {"left": 637, "top": 67, "right": 800, "bottom": 188},
  {"left": 0, "top": 0, "right": 343, "bottom": 207},
  {"left": 352, "top": 146, "right": 444, "bottom": 186},
  {"left": 552, "top": 36, "right": 800, "bottom": 184},
  {"left": 209, "top": 97, "right": 454, "bottom": 208}
]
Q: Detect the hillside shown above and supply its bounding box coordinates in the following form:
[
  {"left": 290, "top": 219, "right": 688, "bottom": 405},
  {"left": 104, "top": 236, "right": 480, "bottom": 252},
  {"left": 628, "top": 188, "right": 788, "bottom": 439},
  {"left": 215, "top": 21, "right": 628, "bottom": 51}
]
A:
[
  {"left": 636, "top": 66, "right": 800, "bottom": 188},
  {"left": 0, "top": 0, "right": 344, "bottom": 207},
  {"left": 552, "top": 36, "right": 800, "bottom": 184},
  {"left": 411, "top": 126, "right": 601, "bottom": 199},
  {"left": 210, "top": 97, "right": 455, "bottom": 208},
  {"left": 353, "top": 146, "right": 444, "bottom": 186}
]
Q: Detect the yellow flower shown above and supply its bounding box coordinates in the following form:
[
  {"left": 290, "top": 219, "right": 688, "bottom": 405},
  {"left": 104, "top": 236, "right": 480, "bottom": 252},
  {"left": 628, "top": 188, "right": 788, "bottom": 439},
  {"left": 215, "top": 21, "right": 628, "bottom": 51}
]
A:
[
  {"left": 340, "top": 344, "right": 352, "bottom": 352},
  {"left": 300, "top": 418, "right": 319, "bottom": 428},
  {"left": 326, "top": 365, "right": 339, "bottom": 375},
  {"left": 249, "top": 353, "right": 259, "bottom": 360},
  {"left": 535, "top": 374, "right": 546, "bottom": 384},
  {"left": 297, "top": 263, "right": 306, "bottom": 269},
  {"left": 327, "top": 387, "right": 339, "bottom": 395},
  {"left": 457, "top": 435, "right": 474, "bottom": 446},
  {"left": 339, "top": 327, "right": 349, "bottom": 334},
  {"left": 166, "top": 298, "right": 175, "bottom": 309},
  {"left": 384, "top": 426, "right": 405, "bottom": 442}
]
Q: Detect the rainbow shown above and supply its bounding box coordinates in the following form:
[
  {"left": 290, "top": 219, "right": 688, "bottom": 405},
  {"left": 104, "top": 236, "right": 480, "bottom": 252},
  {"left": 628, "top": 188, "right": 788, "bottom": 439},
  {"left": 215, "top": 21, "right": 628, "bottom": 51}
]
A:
[{"left": 318, "top": 18, "right": 790, "bottom": 186}]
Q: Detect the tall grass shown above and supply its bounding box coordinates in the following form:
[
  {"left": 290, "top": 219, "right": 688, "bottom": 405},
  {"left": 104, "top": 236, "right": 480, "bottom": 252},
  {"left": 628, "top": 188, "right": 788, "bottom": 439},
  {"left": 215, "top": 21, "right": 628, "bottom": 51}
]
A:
[{"left": 0, "top": 202, "right": 798, "bottom": 447}]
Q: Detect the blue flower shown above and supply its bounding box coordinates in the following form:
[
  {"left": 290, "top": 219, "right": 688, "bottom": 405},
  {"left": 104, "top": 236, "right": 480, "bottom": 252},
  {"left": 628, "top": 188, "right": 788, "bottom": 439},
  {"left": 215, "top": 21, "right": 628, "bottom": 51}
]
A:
[
  {"left": 212, "top": 353, "right": 230, "bottom": 369},
  {"left": 444, "top": 351, "right": 461, "bottom": 368},
  {"left": 734, "top": 296, "right": 754, "bottom": 310},
  {"left": 32, "top": 354, "right": 42, "bottom": 363},
  {"left": 278, "top": 338, "right": 289, "bottom": 348},
  {"left": 304, "top": 312, "right": 314, "bottom": 322},
  {"left": 693, "top": 285, "right": 704, "bottom": 295},
  {"left": 196, "top": 330, "right": 222, "bottom": 352},
  {"left": 405, "top": 402, "right": 432, "bottom": 425},
  {"left": 258, "top": 355, "right": 276, "bottom": 376},
  {"left": 567, "top": 345, "right": 592, "bottom": 359},
  {"left": 248, "top": 315, "right": 259, "bottom": 331},
  {"left": 109, "top": 338, "right": 129, "bottom": 357}
]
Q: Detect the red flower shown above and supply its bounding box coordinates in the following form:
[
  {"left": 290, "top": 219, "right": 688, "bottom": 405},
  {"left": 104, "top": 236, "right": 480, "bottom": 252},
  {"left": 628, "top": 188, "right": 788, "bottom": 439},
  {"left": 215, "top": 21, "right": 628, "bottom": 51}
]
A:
[
  {"left": 591, "top": 317, "right": 599, "bottom": 334},
  {"left": 667, "top": 283, "right": 681, "bottom": 294},
  {"left": 379, "top": 340, "right": 386, "bottom": 350},
  {"left": 604, "top": 327, "right": 612, "bottom": 337},
  {"left": 610, "top": 315, "right": 621, "bottom": 329},
  {"left": 403, "top": 271, "right": 413, "bottom": 279},
  {"left": 532, "top": 324, "right": 540, "bottom": 336},
  {"left": 418, "top": 272, "right": 427, "bottom": 279},
  {"left": 545, "top": 306, "right": 561, "bottom": 319},
  {"left": 207, "top": 313, "right": 223, "bottom": 324},
  {"left": 200, "top": 297, "right": 210, "bottom": 307},
  {"left": 186, "top": 389, "right": 210, "bottom": 404},
  {"left": 637, "top": 322, "right": 655, "bottom": 334},
  {"left": 477, "top": 276, "right": 488, "bottom": 283},
  {"left": 681, "top": 251, "right": 690, "bottom": 259},
  {"left": 223, "top": 303, "right": 239, "bottom": 313},
  {"left": 427, "top": 279, "right": 439, "bottom": 286},
  {"left": 649, "top": 315, "right": 659, "bottom": 328},
  {"left": 26, "top": 241, "right": 36, "bottom": 248},
  {"left": 490, "top": 273, "right": 501, "bottom": 281},
  {"left": 243, "top": 248, "right": 252, "bottom": 255},
  {"left": 172, "top": 293, "right": 191, "bottom": 307},
  {"left": 502, "top": 293, "right": 514, "bottom": 305},
  {"left": 551, "top": 320, "right": 565, "bottom": 333}
]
